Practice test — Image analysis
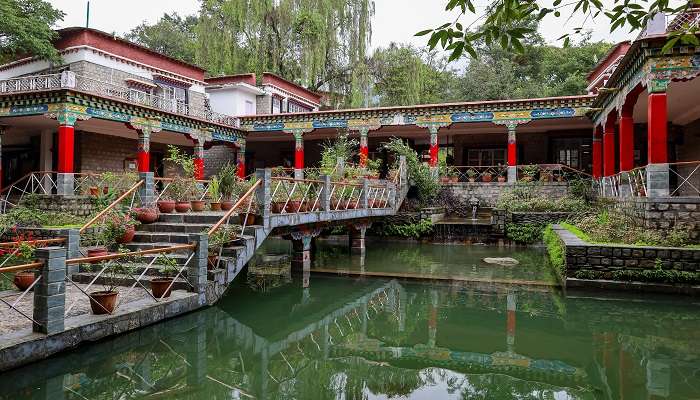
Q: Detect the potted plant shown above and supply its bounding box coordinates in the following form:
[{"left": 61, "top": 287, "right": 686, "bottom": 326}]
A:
[
  {"left": 190, "top": 183, "right": 206, "bottom": 212},
  {"left": 219, "top": 163, "right": 237, "bottom": 210},
  {"left": 521, "top": 165, "right": 538, "bottom": 182},
  {"left": 466, "top": 169, "right": 478, "bottom": 182},
  {"left": 156, "top": 193, "right": 176, "bottom": 213},
  {"left": 133, "top": 205, "right": 159, "bottom": 224},
  {"left": 482, "top": 170, "right": 493, "bottom": 183},
  {"left": 12, "top": 242, "right": 37, "bottom": 291},
  {"left": 103, "top": 211, "right": 139, "bottom": 244},
  {"left": 208, "top": 226, "right": 237, "bottom": 269},
  {"left": 87, "top": 260, "right": 133, "bottom": 315},
  {"left": 151, "top": 254, "right": 179, "bottom": 299},
  {"left": 539, "top": 169, "right": 553, "bottom": 182},
  {"left": 168, "top": 177, "right": 192, "bottom": 213},
  {"left": 208, "top": 177, "right": 221, "bottom": 211},
  {"left": 497, "top": 168, "right": 507, "bottom": 183}
]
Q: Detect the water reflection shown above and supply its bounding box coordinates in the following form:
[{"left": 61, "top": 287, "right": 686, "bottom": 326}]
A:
[{"left": 1, "top": 271, "right": 699, "bottom": 400}]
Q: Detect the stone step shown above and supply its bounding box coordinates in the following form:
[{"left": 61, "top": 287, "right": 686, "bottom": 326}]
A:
[
  {"left": 70, "top": 271, "right": 191, "bottom": 291},
  {"left": 137, "top": 222, "right": 212, "bottom": 234},
  {"left": 157, "top": 212, "right": 228, "bottom": 225},
  {"left": 132, "top": 232, "right": 192, "bottom": 244}
]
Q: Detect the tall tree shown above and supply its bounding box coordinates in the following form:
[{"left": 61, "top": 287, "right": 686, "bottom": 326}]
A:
[
  {"left": 195, "top": 0, "right": 374, "bottom": 107},
  {"left": 0, "top": 0, "right": 64, "bottom": 63},
  {"left": 125, "top": 13, "right": 198, "bottom": 64}
]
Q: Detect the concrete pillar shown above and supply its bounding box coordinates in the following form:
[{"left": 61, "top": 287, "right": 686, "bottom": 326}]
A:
[
  {"left": 292, "top": 236, "right": 312, "bottom": 271},
  {"left": 592, "top": 125, "right": 603, "bottom": 179},
  {"left": 193, "top": 140, "right": 205, "bottom": 180},
  {"left": 33, "top": 247, "right": 66, "bottom": 335},
  {"left": 349, "top": 226, "right": 366, "bottom": 255},
  {"left": 138, "top": 172, "right": 155, "bottom": 206},
  {"left": 358, "top": 128, "right": 369, "bottom": 167},
  {"left": 294, "top": 132, "right": 304, "bottom": 179},
  {"left": 619, "top": 112, "right": 634, "bottom": 172},
  {"left": 506, "top": 291, "right": 516, "bottom": 353},
  {"left": 237, "top": 145, "right": 246, "bottom": 178},
  {"left": 428, "top": 126, "right": 439, "bottom": 168},
  {"left": 336, "top": 157, "right": 345, "bottom": 178},
  {"left": 56, "top": 123, "right": 75, "bottom": 195},
  {"left": 647, "top": 91, "right": 669, "bottom": 197},
  {"left": 59, "top": 228, "right": 80, "bottom": 275},
  {"left": 256, "top": 169, "right": 272, "bottom": 224},
  {"left": 186, "top": 233, "right": 208, "bottom": 298},
  {"left": 360, "top": 178, "right": 369, "bottom": 209},
  {"left": 186, "top": 315, "right": 207, "bottom": 386},
  {"left": 320, "top": 175, "right": 331, "bottom": 212}
]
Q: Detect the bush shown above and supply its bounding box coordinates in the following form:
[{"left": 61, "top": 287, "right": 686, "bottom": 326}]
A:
[
  {"left": 370, "top": 218, "right": 433, "bottom": 239},
  {"left": 496, "top": 183, "right": 591, "bottom": 213},
  {"left": 383, "top": 138, "right": 439, "bottom": 206},
  {"left": 506, "top": 223, "right": 544, "bottom": 244},
  {"left": 542, "top": 225, "right": 566, "bottom": 282}
]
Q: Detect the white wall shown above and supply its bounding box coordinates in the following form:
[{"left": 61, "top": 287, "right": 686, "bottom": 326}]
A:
[{"left": 208, "top": 87, "right": 257, "bottom": 116}]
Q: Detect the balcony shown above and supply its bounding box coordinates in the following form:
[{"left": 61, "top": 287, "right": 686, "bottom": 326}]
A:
[{"left": 0, "top": 71, "right": 240, "bottom": 128}]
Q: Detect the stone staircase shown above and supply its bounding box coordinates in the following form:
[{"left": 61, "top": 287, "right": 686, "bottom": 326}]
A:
[{"left": 72, "top": 211, "right": 271, "bottom": 300}]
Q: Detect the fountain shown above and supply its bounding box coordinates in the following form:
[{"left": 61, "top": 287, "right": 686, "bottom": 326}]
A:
[{"left": 469, "top": 195, "right": 480, "bottom": 221}]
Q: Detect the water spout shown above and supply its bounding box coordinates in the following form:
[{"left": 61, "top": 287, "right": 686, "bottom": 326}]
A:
[{"left": 468, "top": 196, "right": 480, "bottom": 221}]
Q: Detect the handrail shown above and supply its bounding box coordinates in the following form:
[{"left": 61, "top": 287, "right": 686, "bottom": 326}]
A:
[
  {"left": 270, "top": 176, "right": 325, "bottom": 184},
  {"left": 0, "top": 171, "right": 55, "bottom": 195},
  {"left": 0, "top": 262, "right": 43, "bottom": 274},
  {"left": 79, "top": 179, "right": 144, "bottom": 233},
  {"left": 66, "top": 243, "right": 196, "bottom": 265},
  {"left": 208, "top": 180, "right": 261, "bottom": 236},
  {"left": 0, "top": 238, "right": 66, "bottom": 248}
]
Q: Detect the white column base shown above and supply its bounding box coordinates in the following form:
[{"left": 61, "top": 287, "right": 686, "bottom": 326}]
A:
[
  {"left": 507, "top": 166, "right": 517, "bottom": 183},
  {"left": 56, "top": 173, "right": 74, "bottom": 196},
  {"left": 646, "top": 163, "right": 670, "bottom": 197},
  {"left": 294, "top": 168, "right": 304, "bottom": 180}
]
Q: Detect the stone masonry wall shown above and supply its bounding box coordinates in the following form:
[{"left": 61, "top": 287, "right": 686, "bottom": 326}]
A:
[
  {"left": 441, "top": 182, "right": 570, "bottom": 207},
  {"left": 510, "top": 212, "right": 572, "bottom": 225},
  {"left": 613, "top": 197, "right": 700, "bottom": 240},
  {"left": 204, "top": 145, "right": 237, "bottom": 178},
  {"left": 33, "top": 195, "right": 97, "bottom": 218},
  {"left": 554, "top": 225, "right": 700, "bottom": 279}
]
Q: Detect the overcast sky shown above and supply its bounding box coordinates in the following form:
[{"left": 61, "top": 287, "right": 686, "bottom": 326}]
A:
[{"left": 49, "top": 0, "right": 636, "bottom": 50}]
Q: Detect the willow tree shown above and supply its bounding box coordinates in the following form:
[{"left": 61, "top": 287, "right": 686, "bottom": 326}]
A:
[{"left": 196, "top": 0, "right": 373, "bottom": 107}]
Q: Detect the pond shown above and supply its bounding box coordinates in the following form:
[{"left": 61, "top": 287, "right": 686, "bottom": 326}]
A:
[{"left": 0, "top": 239, "right": 699, "bottom": 399}]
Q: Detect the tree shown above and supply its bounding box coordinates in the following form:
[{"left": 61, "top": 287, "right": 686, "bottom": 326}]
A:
[
  {"left": 125, "top": 13, "right": 198, "bottom": 64},
  {"left": 418, "top": 0, "right": 700, "bottom": 61},
  {"left": 0, "top": 0, "right": 64, "bottom": 63}
]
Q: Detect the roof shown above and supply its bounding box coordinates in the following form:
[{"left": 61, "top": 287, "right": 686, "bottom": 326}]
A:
[
  {"left": 586, "top": 41, "right": 631, "bottom": 82},
  {"left": 54, "top": 27, "right": 206, "bottom": 81},
  {"left": 205, "top": 73, "right": 257, "bottom": 86},
  {"left": 261, "top": 72, "right": 322, "bottom": 104}
]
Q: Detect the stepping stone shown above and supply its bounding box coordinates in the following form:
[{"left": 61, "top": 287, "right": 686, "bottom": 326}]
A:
[{"left": 482, "top": 257, "right": 519, "bottom": 266}]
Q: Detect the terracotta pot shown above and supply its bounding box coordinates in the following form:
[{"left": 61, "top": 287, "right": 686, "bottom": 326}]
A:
[
  {"left": 151, "top": 278, "right": 174, "bottom": 299},
  {"left": 103, "top": 186, "right": 109, "bottom": 195},
  {"left": 210, "top": 202, "right": 222, "bottom": 211},
  {"left": 117, "top": 227, "right": 135, "bottom": 244},
  {"left": 89, "top": 290, "right": 118, "bottom": 315},
  {"left": 157, "top": 200, "right": 176, "bottom": 213},
  {"left": 237, "top": 214, "right": 256, "bottom": 226},
  {"left": 482, "top": 174, "right": 493, "bottom": 183},
  {"left": 368, "top": 199, "right": 376, "bottom": 208},
  {"left": 440, "top": 177, "right": 451, "bottom": 183},
  {"left": 13, "top": 272, "right": 36, "bottom": 291},
  {"left": 347, "top": 200, "right": 358, "bottom": 209},
  {"left": 136, "top": 209, "right": 158, "bottom": 224},
  {"left": 497, "top": 176, "right": 506, "bottom": 183},
  {"left": 286, "top": 200, "right": 302, "bottom": 213},
  {"left": 221, "top": 200, "right": 234, "bottom": 211},
  {"left": 191, "top": 200, "right": 206, "bottom": 212},
  {"left": 175, "top": 202, "right": 191, "bottom": 213},
  {"left": 468, "top": 178, "right": 476, "bottom": 183},
  {"left": 450, "top": 176, "right": 459, "bottom": 183},
  {"left": 89, "top": 187, "right": 100, "bottom": 197},
  {"left": 87, "top": 247, "right": 109, "bottom": 263},
  {"left": 271, "top": 202, "right": 285, "bottom": 213}
]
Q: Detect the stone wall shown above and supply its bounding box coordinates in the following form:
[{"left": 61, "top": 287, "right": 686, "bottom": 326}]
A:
[
  {"left": 441, "top": 182, "right": 570, "bottom": 207},
  {"left": 554, "top": 225, "right": 700, "bottom": 279},
  {"left": 78, "top": 133, "right": 183, "bottom": 175},
  {"left": 33, "top": 194, "right": 97, "bottom": 217},
  {"left": 613, "top": 197, "right": 700, "bottom": 240},
  {"left": 204, "top": 144, "right": 237, "bottom": 178},
  {"left": 510, "top": 212, "right": 572, "bottom": 225}
]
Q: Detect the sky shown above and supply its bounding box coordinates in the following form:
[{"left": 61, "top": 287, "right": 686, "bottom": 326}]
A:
[{"left": 48, "top": 0, "right": 636, "bottom": 50}]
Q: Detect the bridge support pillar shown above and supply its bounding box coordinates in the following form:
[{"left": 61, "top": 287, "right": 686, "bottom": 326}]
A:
[
  {"left": 187, "top": 233, "right": 208, "bottom": 300},
  {"left": 186, "top": 313, "right": 207, "bottom": 386},
  {"left": 349, "top": 225, "right": 366, "bottom": 255},
  {"left": 292, "top": 236, "right": 312, "bottom": 271}
]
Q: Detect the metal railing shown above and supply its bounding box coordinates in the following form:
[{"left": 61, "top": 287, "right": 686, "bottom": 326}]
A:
[
  {"left": 80, "top": 179, "right": 144, "bottom": 233},
  {"left": 598, "top": 161, "right": 700, "bottom": 198},
  {"left": 517, "top": 164, "right": 591, "bottom": 183},
  {"left": 670, "top": 161, "right": 700, "bottom": 197},
  {"left": 440, "top": 166, "right": 508, "bottom": 183},
  {"left": 0, "top": 72, "right": 240, "bottom": 128},
  {"left": 153, "top": 177, "right": 213, "bottom": 203}
]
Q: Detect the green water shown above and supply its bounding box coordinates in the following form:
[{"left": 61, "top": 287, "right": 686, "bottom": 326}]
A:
[{"left": 1, "top": 239, "right": 699, "bottom": 399}]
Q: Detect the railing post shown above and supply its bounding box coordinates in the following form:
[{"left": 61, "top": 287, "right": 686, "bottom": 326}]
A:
[
  {"left": 336, "top": 157, "right": 345, "bottom": 178},
  {"left": 56, "top": 173, "right": 74, "bottom": 196},
  {"left": 619, "top": 172, "right": 633, "bottom": 198},
  {"left": 33, "top": 247, "right": 66, "bottom": 335},
  {"left": 360, "top": 178, "right": 369, "bottom": 209},
  {"left": 59, "top": 228, "right": 80, "bottom": 275},
  {"left": 187, "top": 233, "right": 208, "bottom": 298},
  {"left": 256, "top": 168, "right": 271, "bottom": 225},
  {"left": 507, "top": 166, "right": 517, "bottom": 183},
  {"left": 646, "top": 163, "right": 670, "bottom": 197},
  {"left": 320, "top": 175, "right": 332, "bottom": 212},
  {"left": 139, "top": 172, "right": 155, "bottom": 206}
]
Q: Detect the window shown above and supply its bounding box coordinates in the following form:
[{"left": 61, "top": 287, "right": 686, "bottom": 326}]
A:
[
  {"left": 287, "top": 100, "right": 311, "bottom": 113},
  {"left": 556, "top": 149, "right": 580, "bottom": 168},
  {"left": 159, "top": 84, "right": 188, "bottom": 112},
  {"left": 245, "top": 100, "right": 254, "bottom": 114},
  {"left": 466, "top": 149, "right": 506, "bottom": 166},
  {"left": 272, "top": 96, "right": 282, "bottom": 114}
]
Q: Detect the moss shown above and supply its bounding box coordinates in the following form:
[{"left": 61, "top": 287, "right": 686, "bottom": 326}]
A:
[{"left": 542, "top": 225, "right": 566, "bottom": 284}]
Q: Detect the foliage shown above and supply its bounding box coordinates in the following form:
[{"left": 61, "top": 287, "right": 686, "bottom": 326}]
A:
[
  {"left": 542, "top": 225, "right": 566, "bottom": 282},
  {"left": 168, "top": 176, "right": 196, "bottom": 202},
  {"left": 496, "top": 183, "right": 591, "bottom": 212},
  {"left": 370, "top": 218, "right": 434, "bottom": 240},
  {"left": 566, "top": 210, "right": 697, "bottom": 248},
  {"left": 155, "top": 253, "right": 179, "bottom": 277},
  {"left": 0, "top": 206, "right": 84, "bottom": 233},
  {"left": 125, "top": 12, "right": 198, "bottom": 64},
  {"left": 218, "top": 162, "right": 238, "bottom": 200},
  {"left": 208, "top": 176, "right": 220, "bottom": 201},
  {"left": 418, "top": 0, "right": 697, "bottom": 61},
  {"left": 0, "top": 0, "right": 64, "bottom": 63},
  {"left": 321, "top": 132, "right": 357, "bottom": 176},
  {"left": 506, "top": 223, "right": 544, "bottom": 244},
  {"left": 209, "top": 225, "right": 239, "bottom": 248},
  {"left": 99, "top": 211, "right": 138, "bottom": 250},
  {"left": 165, "top": 145, "right": 196, "bottom": 178},
  {"left": 383, "top": 138, "right": 439, "bottom": 205},
  {"left": 575, "top": 264, "right": 700, "bottom": 284}
]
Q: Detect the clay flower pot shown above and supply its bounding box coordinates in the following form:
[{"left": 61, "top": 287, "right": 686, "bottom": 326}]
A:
[
  {"left": 237, "top": 214, "right": 256, "bottom": 226},
  {"left": 102, "top": 186, "right": 109, "bottom": 195},
  {"left": 117, "top": 227, "right": 135, "bottom": 244},
  {"left": 89, "top": 290, "right": 118, "bottom": 315},
  {"left": 440, "top": 177, "right": 451, "bottom": 184},
  {"left": 150, "top": 278, "right": 174, "bottom": 299},
  {"left": 497, "top": 176, "right": 506, "bottom": 183},
  {"left": 13, "top": 272, "right": 36, "bottom": 291},
  {"left": 157, "top": 200, "right": 176, "bottom": 213},
  {"left": 175, "top": 202, "right": 191, "bottom": 213},
  {"left": 136, "top": 208, "right": 158, "bottom": 224},
  {"left": 87, "top": 247, "right": 109, "bottom": 263},
  {"left": 221, "top": 200, "right": 234, "bottom": 211},
  {"left": 191, "top": 200, "right": 206, "bottom": 212},
  {"left": 286, "top": 200, "right": 302, "bottom": 213},
  {"left": 210, "top": 202, "right": 222, "bottom": 211},
  {"left": 271, "top": 202, "right": 285, "bottom": 213},
  {"left": 482, "top": 174, "right": 493, "bottom": 183},
  {"left": 89, "top": 187, "right": 100, "bottom": 197}
]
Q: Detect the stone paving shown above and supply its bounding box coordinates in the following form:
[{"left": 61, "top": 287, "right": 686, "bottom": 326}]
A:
[{"left": 0, "top": 283, "right": 149, "bottom": 335}]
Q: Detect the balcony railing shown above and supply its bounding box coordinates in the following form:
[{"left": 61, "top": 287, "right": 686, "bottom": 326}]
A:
[{"left": 0, "top": 71, "right": 240, "bottom": 128}]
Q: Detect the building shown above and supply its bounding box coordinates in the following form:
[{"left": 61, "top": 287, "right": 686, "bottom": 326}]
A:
[{"left": 1, "top": 10, "right": 699, "bottom": 200}]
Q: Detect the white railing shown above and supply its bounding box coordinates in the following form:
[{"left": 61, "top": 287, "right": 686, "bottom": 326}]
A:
[
  {"left": 670, "top": 161, "right": 700, "bottom": 197},
  {"left": 0, "top": 72, "right": 240, "bottom": 128}
]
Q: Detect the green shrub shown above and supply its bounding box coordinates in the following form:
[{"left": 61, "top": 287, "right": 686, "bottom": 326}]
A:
[
  {"left": 506, "top": 223, "right": 544, "bottom": 244},
  {"left": 383, "top": 138, "right": 439, "bottom": 206},
  {"left": 496, "top": 183, "right": 591, "bottom": 213},
  {"left": 371, "top": 218, "right": 433, "bottom": 239},
  {"left": 542, "top": 225, "right": 566, "bottom": 281}
]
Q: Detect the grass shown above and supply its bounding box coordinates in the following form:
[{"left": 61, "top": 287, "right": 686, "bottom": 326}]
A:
[
  {"left": 542, "top": 225, "right": 566, "bottom": 284},
  {"left": 560, "top": 222, "right": 699, "bottom": 248}
]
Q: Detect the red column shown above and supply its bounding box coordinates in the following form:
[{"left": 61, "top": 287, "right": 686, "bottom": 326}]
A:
[
  {"left": 429, "top": 127, "right": 438, "bottom": 167},
  {"left": 592, "top": 126, "right": 603, "bottom": 178},
  {"left": 57, "top": 124, "right": 75, "bottom": 173},
  {"left": 137, "top": 130, "right": 150, "bottom": 173},
  {"left": 359, "top": 129, "right": 368, "bottom": 167},
  {"left": 193, "top": 141, "right": 204, "bottom": 180},
  {"left": 648, "top": 92, "right": 668, "bottom": 164},
  {"left": 237, "top": 145, "right": 246, "bottom": 179},
  {"left": 618, "top": 111, "right": 634, "bottom": 172},
  {"left": 507, "top": 126, "right": 517, "bottom": 166},
  {"left": 294, "top": 133, "right": 304, "bottom": 170},
  {"left": 603, "top": 115, "right": 617, "bottom": 177}
]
